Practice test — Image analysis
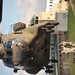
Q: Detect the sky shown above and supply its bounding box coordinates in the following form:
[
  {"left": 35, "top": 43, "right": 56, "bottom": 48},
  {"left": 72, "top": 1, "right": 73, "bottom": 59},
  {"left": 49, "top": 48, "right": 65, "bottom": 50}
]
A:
[
  {"left": 0, "top": 0, "right": 47, "bottom": 75},
  {"left": 1, "top": 0, "right": 46, "bottom": 34}
]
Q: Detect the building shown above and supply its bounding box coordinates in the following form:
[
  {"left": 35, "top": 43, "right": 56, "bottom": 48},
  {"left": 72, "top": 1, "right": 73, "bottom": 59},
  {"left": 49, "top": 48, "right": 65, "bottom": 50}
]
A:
[
  {"left": 39, "top": 12, "right": 55, "bottom": 21},
  {"left": 39, "top": 0, "right": 69, "bottom": 75},
  {"left": 39, "top": 0, "right": 68, "bottom": 31},
  {"left": 49, "top": 31, "right": 67, "bottom": 75},
  {"left": 46, "top": 0, "right": 59, "bottom": 12},
  {"left": 56, "top": 11, "right": 68, "bottom": 31}
]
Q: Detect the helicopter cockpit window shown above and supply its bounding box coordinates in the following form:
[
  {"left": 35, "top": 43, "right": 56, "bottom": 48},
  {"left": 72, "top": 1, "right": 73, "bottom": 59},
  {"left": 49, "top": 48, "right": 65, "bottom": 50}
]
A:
[
  {"left": 3, "top": 38, "right": 15, "bottom": 51},
  {"left": 3, "top": 58, "right": 14, "bottom": 68},
  {"left": 7, "top": 40, "right": 12, "bottom": 49}
]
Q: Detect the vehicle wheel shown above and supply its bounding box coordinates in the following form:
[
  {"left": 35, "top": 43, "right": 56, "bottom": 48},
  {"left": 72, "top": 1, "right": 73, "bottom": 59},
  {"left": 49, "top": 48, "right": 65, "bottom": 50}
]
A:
[
  {"left": 46, "top": 65, "right": 53, "bottom": 69},
  {"left": 13, "top": 69, "right": 18, "bottom": 73},
  {"left": 13, "top": 22, "right": 26, "bottom": 31},
  {"left": 45, "top": 70, "right": 53, "bottom": 73}
]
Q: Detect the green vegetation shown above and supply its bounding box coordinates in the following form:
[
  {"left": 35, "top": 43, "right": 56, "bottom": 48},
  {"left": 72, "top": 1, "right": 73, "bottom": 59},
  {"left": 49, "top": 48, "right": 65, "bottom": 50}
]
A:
[
  {"left": 67, "top": 6, "right": 75, "bottom": 42},
  {"left": 68, "top": 53, "right": 75, "bottom": 75},
  {"left": 72, "top": 0, "right": 75, "bottom": 11},
  {"left": 67, "top": 5, "right": 75, "bottom": 75},
  {"left": 73, "top": 0, "right": 75, "bottom": 5}
]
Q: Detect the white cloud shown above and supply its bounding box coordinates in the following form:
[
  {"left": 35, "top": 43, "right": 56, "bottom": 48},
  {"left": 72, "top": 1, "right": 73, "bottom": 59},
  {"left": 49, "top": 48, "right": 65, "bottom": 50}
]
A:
[
  {"left": 17, "top": 0, "right": 21, "bottom": 6},
  {"left": 16, "top": 0, "right": 38, "bottom": 25},
  {"left": 16, "top": 0, "right": 46, "bottom": 26}
]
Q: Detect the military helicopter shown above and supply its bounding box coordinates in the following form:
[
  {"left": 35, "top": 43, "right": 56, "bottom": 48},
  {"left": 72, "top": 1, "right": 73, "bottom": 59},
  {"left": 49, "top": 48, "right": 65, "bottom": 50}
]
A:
[
  {"left": 0, "top": 0, "right": 59, "bottom": 74},
  {"left": 0, "top": 21, "right": 59, "bottom": 74}
]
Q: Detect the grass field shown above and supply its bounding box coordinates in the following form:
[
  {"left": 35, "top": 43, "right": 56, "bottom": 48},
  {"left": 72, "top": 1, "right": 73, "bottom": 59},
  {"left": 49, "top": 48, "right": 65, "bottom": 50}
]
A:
[
  {"left": 73, "top": 0, "right": 75, "bottom": 7},
  {"left": 68, "top": 53, "right": 75, "bottom": 75},
  {"left": 67, "top": 6, "right": 75, "bottom": 42},
  {"left": 66, "top": 5, "right": 75, "bottom": 75}
]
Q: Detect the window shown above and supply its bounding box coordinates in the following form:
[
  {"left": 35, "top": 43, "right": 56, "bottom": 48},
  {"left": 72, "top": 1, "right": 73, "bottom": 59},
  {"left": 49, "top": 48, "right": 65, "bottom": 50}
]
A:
[
  {"left": 59, "top": 54, "right": 62, "bottom": 57},
  {"left": 49, "top": 8, "right": 52, "bottom": 10},
  {"left": 49, "top": 5, "right": 53, "bottom": 6},
  {"left": 50, "top": 0, "right": 53, "bottom": 1},
  {"left": 59, "top": 51, "right": 61, "bottom": 53},
  {"left": 60, "top": 62, "right": 62, "bottom": 65},
  {"left": 59, "top": 58, "right": 62, "bottom": 61},
  {"left": 51, "top": 51, "right": 54, "bottom": 54},
  {"left": 60, "top": 67, "right": 62, "bottom": 70},
  {"left": 50, "top": 14, "right": 53, "bottom": 15},
  {"left": 50, "top": 2, "right": 53, "bottom": 3},
  {"left": 60, "top": 70, "right": 62, "bottom": 74},
  {"left": 51, "top": 48, "right": 54, "bottom": 50},
  {"left": 47, "top": 17, "right": 50, "bottom": 19}
]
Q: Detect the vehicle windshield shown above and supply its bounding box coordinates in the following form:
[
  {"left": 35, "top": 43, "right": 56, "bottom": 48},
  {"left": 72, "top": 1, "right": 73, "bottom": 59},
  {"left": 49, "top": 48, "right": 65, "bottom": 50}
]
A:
[
  {"left": 2, "top": 58, "right": 14, "bottom": 68},
  {"left": 3, "top": 38, "right": 15, "bottom": 51}
]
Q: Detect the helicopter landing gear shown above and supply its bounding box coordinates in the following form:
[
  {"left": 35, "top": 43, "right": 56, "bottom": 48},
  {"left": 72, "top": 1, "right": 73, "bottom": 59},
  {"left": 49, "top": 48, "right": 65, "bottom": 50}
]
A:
[
  {"left": 50, "top": 59, "right": 58, "bottom": 63},
  {"left": 45, "top": 65, "right": 53, "bottom": 74},
  {"left": 45, "top": 69, "right": 53, "bottom": 73},
  {"left": 13, "top": 69, "right": 18, "bottom": 73}
]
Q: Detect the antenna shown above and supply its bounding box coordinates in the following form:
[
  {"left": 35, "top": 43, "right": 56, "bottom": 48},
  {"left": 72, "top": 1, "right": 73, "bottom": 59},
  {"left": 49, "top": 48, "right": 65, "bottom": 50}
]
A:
[{"left": 8, "top": 24, "right": 14, "bottom": 34}]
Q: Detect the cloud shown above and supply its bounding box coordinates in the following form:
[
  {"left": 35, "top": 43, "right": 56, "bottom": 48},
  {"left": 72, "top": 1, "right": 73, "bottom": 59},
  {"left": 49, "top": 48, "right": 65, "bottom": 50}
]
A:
[
  {"left": 16, "top": 0, "right": 38, "bottom": 25},
  {"left": 16, "top": 0, "right": 46, "bottom": 26}
]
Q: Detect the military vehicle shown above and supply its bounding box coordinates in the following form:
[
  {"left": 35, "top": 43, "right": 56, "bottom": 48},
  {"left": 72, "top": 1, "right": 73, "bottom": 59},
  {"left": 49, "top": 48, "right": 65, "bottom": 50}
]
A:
[
  {"left": 0, "top": 21, "right": 59, "bottom": 74},
  {"left": 0, "top": 0, "right": 59, "bottom": 74}
]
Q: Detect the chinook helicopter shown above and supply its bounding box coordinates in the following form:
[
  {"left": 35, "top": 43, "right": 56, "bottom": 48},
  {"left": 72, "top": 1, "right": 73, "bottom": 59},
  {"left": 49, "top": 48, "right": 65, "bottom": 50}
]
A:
[
  {"left": 0, "top": 0, "right": 59, "bottom": 74},
  {"left": 0, "top": 21, "right": 59, "bottom": 74}
]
